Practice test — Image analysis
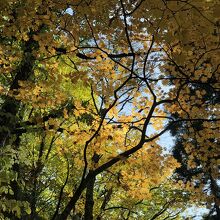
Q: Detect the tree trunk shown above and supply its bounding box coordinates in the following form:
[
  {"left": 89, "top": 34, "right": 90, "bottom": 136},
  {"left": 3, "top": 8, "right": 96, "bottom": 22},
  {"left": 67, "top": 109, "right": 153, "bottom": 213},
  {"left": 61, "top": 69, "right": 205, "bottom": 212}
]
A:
[{"left": 84, "top": 176, "right": 95, "bottom": 220}]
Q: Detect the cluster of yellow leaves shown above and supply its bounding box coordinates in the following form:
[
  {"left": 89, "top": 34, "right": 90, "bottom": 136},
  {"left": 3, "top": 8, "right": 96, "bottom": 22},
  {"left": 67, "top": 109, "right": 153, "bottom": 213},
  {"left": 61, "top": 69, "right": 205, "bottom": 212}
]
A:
[
  {"left": 183, "top": 121, "right": 220, "bottom": 172},
  {"left": 13, "top": 79, "right": 67, "bottom": 109},
  {"left": 0, "top": 44, "right": 22, "bottom": 75},
  {"left": 117, "top": 144, "right": 180, "bottom": 200}
]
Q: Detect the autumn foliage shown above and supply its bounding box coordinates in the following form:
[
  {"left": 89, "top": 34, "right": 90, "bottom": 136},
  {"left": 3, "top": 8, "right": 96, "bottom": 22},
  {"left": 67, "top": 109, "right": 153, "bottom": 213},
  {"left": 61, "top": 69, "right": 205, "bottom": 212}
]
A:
[{"left": 0, "top": 0, "right": 219, "bottom": 219}]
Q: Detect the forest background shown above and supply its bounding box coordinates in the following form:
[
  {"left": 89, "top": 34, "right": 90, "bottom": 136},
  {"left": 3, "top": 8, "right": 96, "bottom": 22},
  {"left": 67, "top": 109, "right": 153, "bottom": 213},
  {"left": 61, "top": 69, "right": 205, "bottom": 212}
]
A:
[{"left": 0, "top": 0, "right": 219, "bottom": 219}]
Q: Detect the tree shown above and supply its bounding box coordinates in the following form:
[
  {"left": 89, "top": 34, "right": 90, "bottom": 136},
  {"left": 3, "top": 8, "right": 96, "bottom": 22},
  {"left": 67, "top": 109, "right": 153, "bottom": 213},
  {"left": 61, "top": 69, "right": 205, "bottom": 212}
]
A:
[
  {"left": 0, "top": 0, "right": 219, "bottom": 219},
  {"left": 157, "top": 1, "right": 220, "bottom": 218}
]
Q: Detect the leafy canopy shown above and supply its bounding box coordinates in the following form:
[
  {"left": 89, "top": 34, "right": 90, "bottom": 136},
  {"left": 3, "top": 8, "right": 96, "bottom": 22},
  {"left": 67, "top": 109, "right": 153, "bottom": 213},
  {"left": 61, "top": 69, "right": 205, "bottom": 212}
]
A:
[{"left": 0, "top": 0, "right": 219, "bottom": 219}]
